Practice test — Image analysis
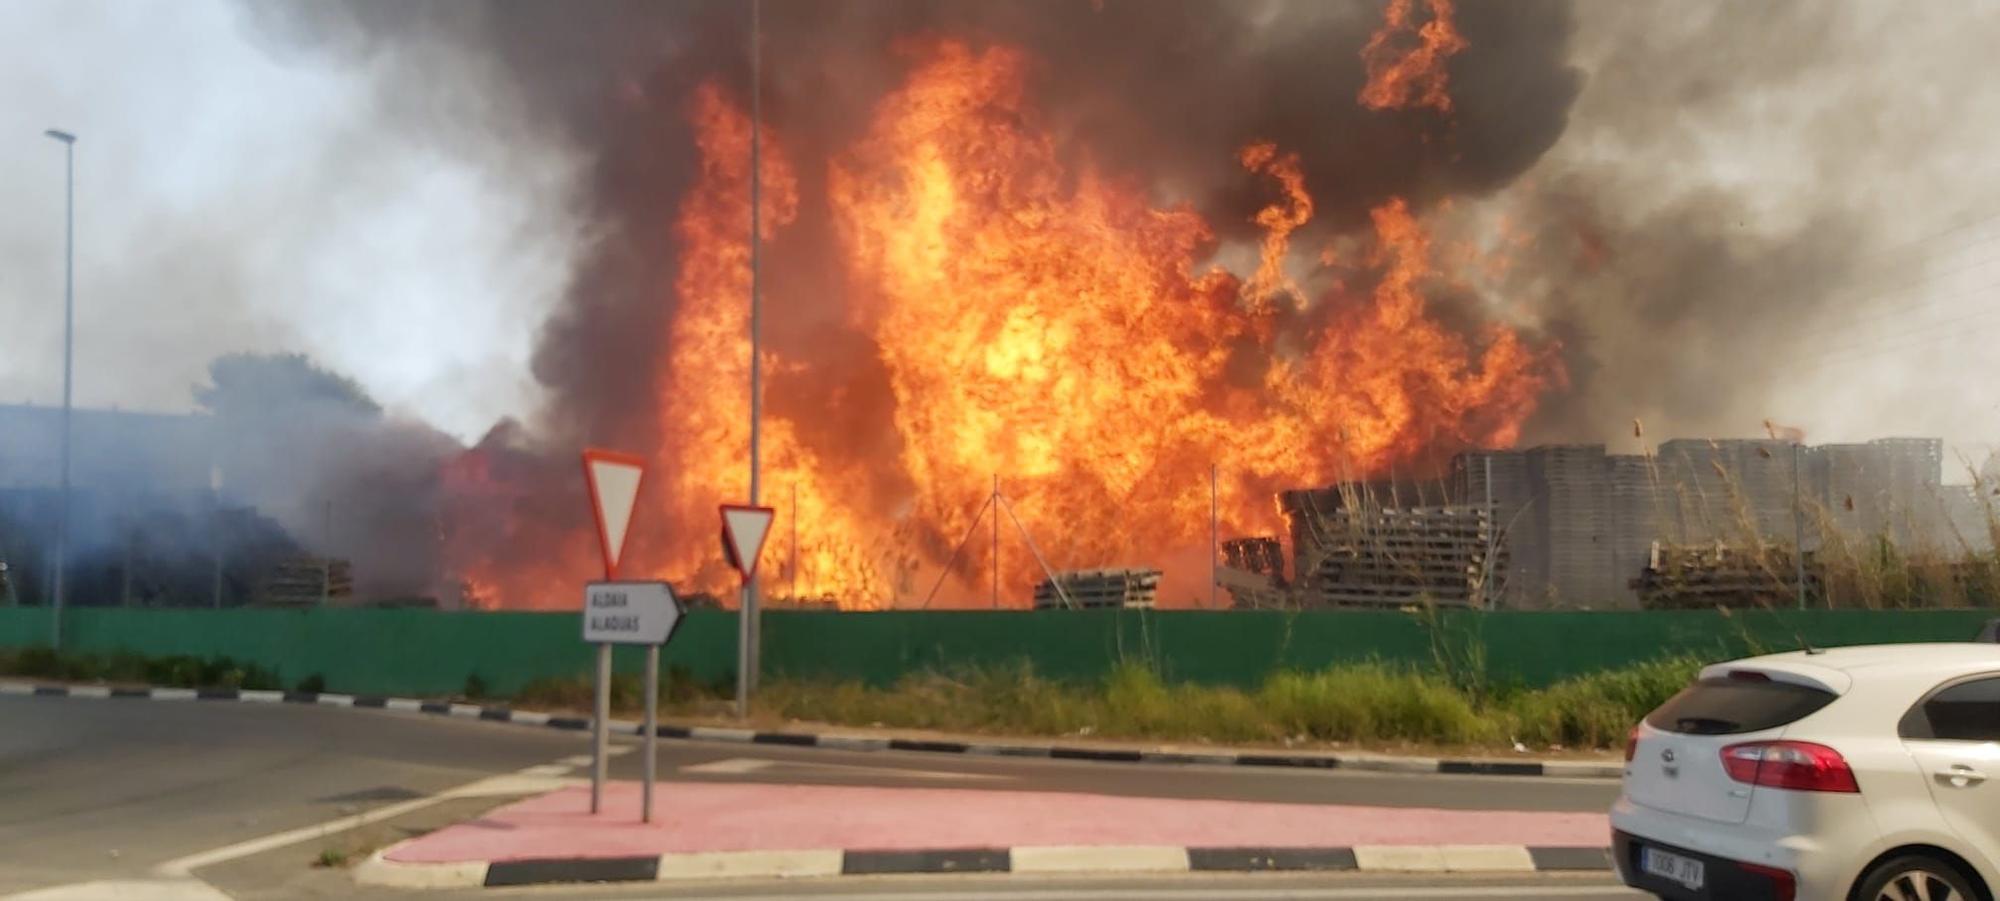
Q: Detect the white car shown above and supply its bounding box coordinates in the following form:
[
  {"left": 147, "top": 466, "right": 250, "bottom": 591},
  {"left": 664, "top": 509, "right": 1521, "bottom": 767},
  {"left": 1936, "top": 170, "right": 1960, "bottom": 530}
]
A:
[{"left": 1612, "top": 642, "right": 2000, "bottom": 900}]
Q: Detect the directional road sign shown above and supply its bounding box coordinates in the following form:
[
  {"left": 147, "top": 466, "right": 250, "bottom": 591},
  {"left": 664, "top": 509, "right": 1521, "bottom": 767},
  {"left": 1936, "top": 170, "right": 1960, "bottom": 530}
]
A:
[{"left": 581, "top": 581, "right": 683, "bottom": 645}]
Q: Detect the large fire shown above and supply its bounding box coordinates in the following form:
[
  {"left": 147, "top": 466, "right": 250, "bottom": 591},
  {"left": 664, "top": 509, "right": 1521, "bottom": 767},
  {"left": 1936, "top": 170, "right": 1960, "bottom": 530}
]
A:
[{"left": 447, "top": 5, "right": 1560, "bottom": 610}]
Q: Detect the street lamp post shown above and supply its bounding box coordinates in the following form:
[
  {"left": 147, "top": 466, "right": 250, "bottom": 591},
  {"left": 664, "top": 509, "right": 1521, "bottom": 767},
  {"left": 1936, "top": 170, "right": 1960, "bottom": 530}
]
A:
[
  {"left": 44, "top": 128, "right": 75, "bottom": 650},
  {"left": 736, "top": 0, "right": 763, "bottom": 718}
]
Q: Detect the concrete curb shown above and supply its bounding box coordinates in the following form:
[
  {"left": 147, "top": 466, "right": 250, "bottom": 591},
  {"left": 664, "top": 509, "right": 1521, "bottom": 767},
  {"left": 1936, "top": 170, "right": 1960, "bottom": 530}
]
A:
[
  {"left": 354, "top": 844, "right": 1614, "bottom": 889},
  {"left": 1, "top": 680, "right": 1623, "bottom": 780}
]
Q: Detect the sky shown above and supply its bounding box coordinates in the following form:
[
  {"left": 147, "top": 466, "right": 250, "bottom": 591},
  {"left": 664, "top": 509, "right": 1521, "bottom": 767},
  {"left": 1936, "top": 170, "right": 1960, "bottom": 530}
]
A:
[
  {"left": 2, "top": 0, "right": 1998, "bottom": 473},
  {"left": 0, "top": 0, "right": 580, "bottom": 441}
]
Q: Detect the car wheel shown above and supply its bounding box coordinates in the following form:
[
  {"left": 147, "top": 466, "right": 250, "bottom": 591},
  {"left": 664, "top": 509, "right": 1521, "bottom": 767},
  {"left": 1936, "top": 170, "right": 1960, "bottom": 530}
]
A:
[{"left": 1855, "top": 855, "right": 1983, "bottom": 901}]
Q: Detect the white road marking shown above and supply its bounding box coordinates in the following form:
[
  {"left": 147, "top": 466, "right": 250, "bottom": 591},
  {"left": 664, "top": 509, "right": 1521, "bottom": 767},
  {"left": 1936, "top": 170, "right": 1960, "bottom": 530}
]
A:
[
  {"left": 150, "top": 759, "right": 575, "bottom": 878},
  {"left": 684, "top": 757, "right": 776, "bottom": 774},
  {"left": 1, "top": 878, "right": 233, "bottom": 901},
  {"left": 681, "top": 756, "right": 1009, "bottom": 781}
]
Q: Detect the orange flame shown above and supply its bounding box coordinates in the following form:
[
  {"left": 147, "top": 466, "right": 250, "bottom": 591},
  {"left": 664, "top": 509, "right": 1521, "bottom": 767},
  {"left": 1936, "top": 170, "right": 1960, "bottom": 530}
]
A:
[
  {"left": 1239, "top": 142, "right": 1313, "bottom": 311},
  {"left": 448, "top": 36, "right": 1557, "bottom": 609},
  {"left": 658, "top": 82, "right": 896, "bottom": 606},
  {"left": 1359, "top": 0, "right": 1468, "bottom": 113}
]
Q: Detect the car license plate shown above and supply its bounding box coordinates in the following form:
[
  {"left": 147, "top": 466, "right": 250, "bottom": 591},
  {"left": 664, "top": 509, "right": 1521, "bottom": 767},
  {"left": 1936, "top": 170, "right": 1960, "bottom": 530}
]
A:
[{"left": 1642, "top": 847, "right": 1706, "bottom": 891}]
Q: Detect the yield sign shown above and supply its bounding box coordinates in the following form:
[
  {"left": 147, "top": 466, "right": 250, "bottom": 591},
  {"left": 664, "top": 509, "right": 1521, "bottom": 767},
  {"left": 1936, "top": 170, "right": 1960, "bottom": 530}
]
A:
[
  {"left": 720, "top": 504, "right": 776, "bottom": 582},
  {"left": 581, "top": 449, "right": 647, "bottom": 580}
]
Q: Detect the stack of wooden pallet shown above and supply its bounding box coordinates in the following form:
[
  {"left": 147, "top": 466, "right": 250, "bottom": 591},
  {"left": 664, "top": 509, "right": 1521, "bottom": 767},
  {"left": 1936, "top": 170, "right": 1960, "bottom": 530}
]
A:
[
  {"left": 1222, "top": 537, "right": 1286, "bottom": 582},
  {"left": 1032, "top": 568, "right": 1160, "bottom": 610},
  {"left": 1294, "top": 505, "right": 1501, "bottom": 608},
  {"left": 1633, "top": 542, "right": 1813, "bottom": 609},
  {"left": 254, "top": 556, "right": 352, "bottom": 607}
]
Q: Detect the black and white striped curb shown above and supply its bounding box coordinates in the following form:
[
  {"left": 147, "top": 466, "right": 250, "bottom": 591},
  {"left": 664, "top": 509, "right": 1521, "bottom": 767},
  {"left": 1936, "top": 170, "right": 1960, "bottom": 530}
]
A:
[
  {"left": 0, "top": 679, "right": 1620, "bottom": 779},
  {"left": 357, "top": 844, "right": 1615, "bottom": 889}
]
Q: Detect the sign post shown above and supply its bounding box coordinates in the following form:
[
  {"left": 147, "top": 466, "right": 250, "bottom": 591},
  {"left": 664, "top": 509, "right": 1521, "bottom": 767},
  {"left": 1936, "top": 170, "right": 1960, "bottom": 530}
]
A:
[
  {"left": 580, "top": 449, "right": 645, "bottom": 816},
  {"left": 721, "top": 504, "right": 776, "bottom": 717},
  {"left": 582, "top": 580, "right": 683, "bottom": 823}
]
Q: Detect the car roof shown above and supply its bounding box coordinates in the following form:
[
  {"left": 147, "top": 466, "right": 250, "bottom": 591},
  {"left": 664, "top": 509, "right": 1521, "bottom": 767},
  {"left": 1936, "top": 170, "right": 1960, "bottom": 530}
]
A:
[
  {"left": 1714, "top": 643, "right": 2000, "bottom": 692},
  {"left": 1744, "top": 643, "right": 2000, "bottom": 671}
]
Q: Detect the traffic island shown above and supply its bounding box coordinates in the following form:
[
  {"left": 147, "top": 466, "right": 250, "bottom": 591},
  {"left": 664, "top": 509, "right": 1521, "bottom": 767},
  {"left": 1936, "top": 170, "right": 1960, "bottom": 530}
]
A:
[{"left": 355, "top": 781, "right": 1612, "bottom": 889}]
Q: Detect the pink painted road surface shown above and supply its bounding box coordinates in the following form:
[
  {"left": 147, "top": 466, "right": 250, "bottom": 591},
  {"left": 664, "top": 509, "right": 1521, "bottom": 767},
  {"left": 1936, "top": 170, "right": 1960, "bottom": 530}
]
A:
[{"left": 388, "top": 782, "right": 1608, "bottom": 864}]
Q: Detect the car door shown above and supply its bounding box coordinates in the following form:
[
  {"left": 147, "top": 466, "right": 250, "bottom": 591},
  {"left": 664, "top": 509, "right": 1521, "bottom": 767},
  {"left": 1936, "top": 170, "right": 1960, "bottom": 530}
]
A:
[{"left": 1900, "top": 674, "right": 2000, "bottom": 861}]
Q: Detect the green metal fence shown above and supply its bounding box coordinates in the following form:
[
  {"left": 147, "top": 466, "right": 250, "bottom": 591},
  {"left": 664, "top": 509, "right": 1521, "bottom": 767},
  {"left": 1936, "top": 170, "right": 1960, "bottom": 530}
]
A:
[{"left": 1, "top": 606, "right": 1992, "bottom": 697}]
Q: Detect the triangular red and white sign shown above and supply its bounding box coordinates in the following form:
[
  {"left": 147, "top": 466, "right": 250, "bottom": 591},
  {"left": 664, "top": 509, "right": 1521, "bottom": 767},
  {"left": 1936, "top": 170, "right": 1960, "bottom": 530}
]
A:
[
  {"left": 581, "top": 449, "right": 647, "bottom": 580},
  {"left": 720, "top": 504, "right": 776, "bottom": 582}
]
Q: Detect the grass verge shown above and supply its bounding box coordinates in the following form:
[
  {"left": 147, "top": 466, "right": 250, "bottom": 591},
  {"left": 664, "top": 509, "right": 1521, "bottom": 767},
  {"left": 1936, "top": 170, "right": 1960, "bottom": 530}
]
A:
[
  {"left": 4, "top": 645, "right": 1698, "bottom": 753},
  {"left": 512, "top": 656, "right": 1699, "bottom": 752}
]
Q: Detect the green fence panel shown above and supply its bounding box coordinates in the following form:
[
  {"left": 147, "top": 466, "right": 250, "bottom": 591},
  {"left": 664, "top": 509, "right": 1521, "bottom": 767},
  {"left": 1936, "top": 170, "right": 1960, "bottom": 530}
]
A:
[
  {"left": 0, "top": 607, "right": 737, "bottom": 696},
  {"left": 3, "top": 606, "right": 1993, "bottom": 696}
]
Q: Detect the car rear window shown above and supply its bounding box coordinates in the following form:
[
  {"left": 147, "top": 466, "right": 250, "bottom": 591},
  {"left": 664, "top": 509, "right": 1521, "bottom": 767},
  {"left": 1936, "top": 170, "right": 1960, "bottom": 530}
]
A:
[{"left": 1645, "top": 676, "right": 1838, "bottom": 735}]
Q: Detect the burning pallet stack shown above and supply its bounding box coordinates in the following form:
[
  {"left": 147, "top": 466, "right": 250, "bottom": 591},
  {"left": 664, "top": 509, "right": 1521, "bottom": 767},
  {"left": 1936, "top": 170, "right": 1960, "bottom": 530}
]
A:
[
  {"left": 1285, "top": 494, "right": 1503, "bottom": 608},
  {"left": 1219, "top": 536, "right": 1289, "bottom": 609},
  {"left": 1632, "top": 541, "right": 1816, "bottom": 609},
  {"left": 1032, "top": 567, "right": 1160, "bottom": 610}
]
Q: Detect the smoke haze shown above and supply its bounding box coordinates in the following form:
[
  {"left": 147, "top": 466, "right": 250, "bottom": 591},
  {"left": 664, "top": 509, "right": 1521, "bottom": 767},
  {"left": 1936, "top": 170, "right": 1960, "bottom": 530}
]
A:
[{"left": 6, "top": 0, "right": 2000, "bottom": 605}]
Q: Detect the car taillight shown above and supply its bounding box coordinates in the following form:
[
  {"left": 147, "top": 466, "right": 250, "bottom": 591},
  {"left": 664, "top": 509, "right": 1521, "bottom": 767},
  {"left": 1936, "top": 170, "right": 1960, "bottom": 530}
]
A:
[
  {"left": 1625, "top": 724, "right": 1640, "bottom": 762},
  {"left": 1739, "top": 862, "right": 1797, "bottom": 901},
  {"left": 1720, "top": 740, "right": 1859, "bottom": 793}
]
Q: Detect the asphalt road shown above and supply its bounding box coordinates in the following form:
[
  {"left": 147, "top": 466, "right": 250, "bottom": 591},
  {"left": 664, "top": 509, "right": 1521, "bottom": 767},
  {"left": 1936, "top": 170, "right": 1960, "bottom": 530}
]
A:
[{"left": 0, "top": 695, "right": 1630, "bottom": 900}]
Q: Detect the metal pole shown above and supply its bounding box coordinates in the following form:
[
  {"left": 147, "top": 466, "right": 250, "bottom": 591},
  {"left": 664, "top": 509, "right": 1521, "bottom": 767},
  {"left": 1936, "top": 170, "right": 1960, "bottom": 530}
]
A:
[
  {"left": 791, "top": 482, "right": 798, "bottom": 600},
  {"left": 211, "top": 507, "right": 224, "bottom": 609},
  {"left": 736, "top": 0, "right": 763, "bottom": 719},
  {"left": 1483, "top": 454, "right": 1495, "bottom": 609},
  {"left": 591, "top": 642, "right": 610, "bottom": 814},
  {"left": 321, "top": 500, "right": 333, "bottom": 606},
  {"left": 1209, "top": 465, "right": 1218, "bottom": 609},
  {"left": 992, "top": 474, "right": 1000, "bottom": 609},
  {"left": 48, "top": 131, "right": 74, "bottom": 650},
  {"left": 642, "top": 644, "right": 658, "bottom": 823},
  {"left": 1793, "top": 442, "right": 1807, "bottom": 610}
]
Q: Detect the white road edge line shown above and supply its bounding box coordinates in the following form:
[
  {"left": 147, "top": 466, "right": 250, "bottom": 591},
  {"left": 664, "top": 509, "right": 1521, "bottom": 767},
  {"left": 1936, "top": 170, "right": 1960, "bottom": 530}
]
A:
[
  {"left": 587, "top": 887, "right": 1634, "bottom": 901},
  {"left": 150, "top": 760, "right": 572, "bottom": 878},
  {"left": 351, "top": 851, "right": 490, "bottom": 890},
  {"left": 655, "top": 849, "right": 845, "bottom": 881},
  {"left": 1011, "top": 845, "right": 1191, "bottom": 873}
]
